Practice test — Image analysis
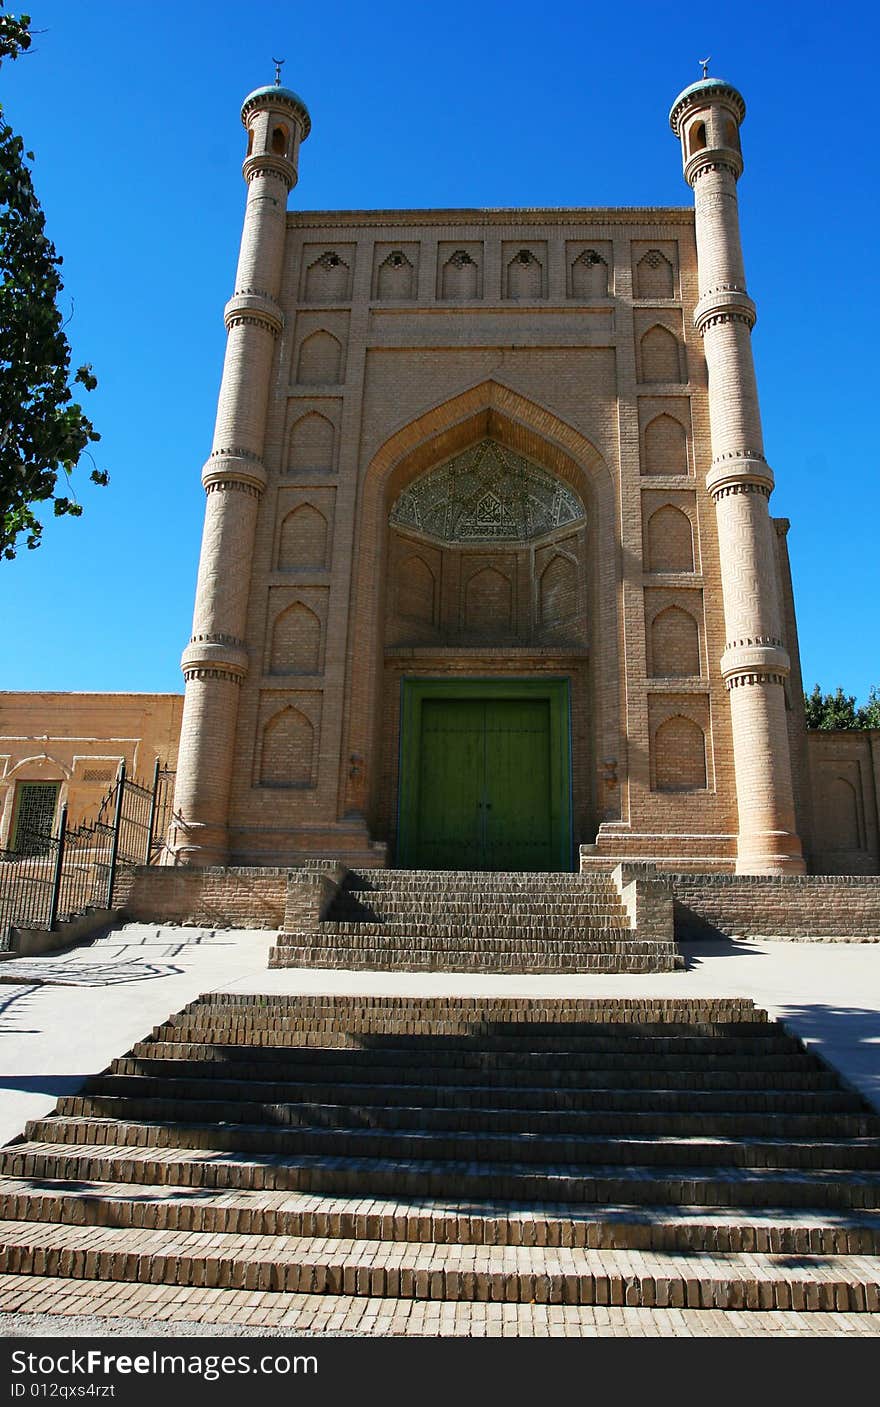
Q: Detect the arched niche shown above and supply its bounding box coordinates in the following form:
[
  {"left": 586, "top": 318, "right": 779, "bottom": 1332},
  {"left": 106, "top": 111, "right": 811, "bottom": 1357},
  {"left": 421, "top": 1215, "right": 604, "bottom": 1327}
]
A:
[
  {"left": 570, "top": 250, "right": 609, "bottom": 299},
  {"left": 397, "top": 554, "right": 436, "bottom": 626},
  {"left": 296, "top": 330, "right": 343, "bottom": 385},
  {"left": 304, "top": 252, "right": 350, "bottom": 303},
  {"left": 269, "top": 602, "right": 321, "bottom": 675},
  {"left": 377, "top": 250, "right": 415, "bottom": 300},
  {"left": 650, "top": 605, "right": 700, "bottom": 677},
  {"left": 643, "top": 414, "right": 688, "bottom": 476},
  {"left": 260, "top": 706, "right": 314, "bottom": 788},
  {"left": 640, "top": 325, "right": 681, "bottom": 383},
  {"left": 277, "top": 503, "right": 328, "bottom": 571},
  {"left": 646, "top": 505, "right": 695, "bottom": 573},
  {"left": 540, "top": 553, "right": 578, "bottom": 627},
  {"left": 288, "top": 413, "right": 334, "bottom": 473},
  {"left": 636, "top": 250, "right": 674, "bottom": 299},
  {"left": 653, "top": 715, "right": 707, "bottom": 792},
  {"left": 345, "top": 381, "right": 619, "bottom": 849}
]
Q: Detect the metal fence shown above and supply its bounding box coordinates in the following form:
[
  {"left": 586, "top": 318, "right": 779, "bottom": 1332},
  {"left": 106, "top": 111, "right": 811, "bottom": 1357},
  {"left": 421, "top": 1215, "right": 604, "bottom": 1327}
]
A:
[{"left": 0, "top": 761, "right": 176, "bottom": 949}]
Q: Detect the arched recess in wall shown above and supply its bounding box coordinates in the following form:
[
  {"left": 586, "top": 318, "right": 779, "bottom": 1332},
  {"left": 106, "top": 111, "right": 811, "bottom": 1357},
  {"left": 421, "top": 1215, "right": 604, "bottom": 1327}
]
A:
[
  {"left": 271, "top": 124, "right": 288, "bottom": 155},
  {"left": 640, "top": 325, "right": 681, "bottom": 383},
  {"left": 297, "top": 330, "right": 343, "bottom": 385},
  {"left": 377, "top": 251, "right": 414, "bottom": 300},
  {"left": 650, "top": 606, "right": 700, "bottom": 677},
  {"left": 464, "top": 565, "right": 513, "bottom": 633},
  {"left": 643, "top": 414, "right": 688, "bottom": 476},
  {"left": 397, "top": 554, "right": 436, "bottom": 625},
  {"left": 636, "top": 251, "right": 674, "bottom": 299},
  {"left": 653, "top": 715, "right": 707, "bottom": 791},
  {"left": 506, "top": 250, "right": 542, "bottom": 300},
  {"left": 304, "top": 252, "right": 350, "bottom": 303},
  {"left": 347, "top": 379, "right": 618, "bottom": 827},
  {"left": 822, "top": 777, "right": 861, "bottom": 851},
  {"left": 689, "top": 121, "right": 707, "bottom": 154},
  {"left": 287, "top": 412, "right": 334, "bottom": 474},
  {"left": 269, "top": 602, "right": 321, "bottom": 675},
  {"left": 277, "top": 503, "right": 328, "bottom": 571},
  {"left": 571, "top": 250, "right": 608, "bottom": 298},
  {"left": 539, "top": 553, "right": 578, "bottom": 627},
  {"left": 646, "top": 505, "right": 694, "bottom": 572},
  {"left": 441, "top": 250, "right": 478, "bottom": 300},
  {"left": 259, "top": 706, "right": 314, "bottom": 787}
]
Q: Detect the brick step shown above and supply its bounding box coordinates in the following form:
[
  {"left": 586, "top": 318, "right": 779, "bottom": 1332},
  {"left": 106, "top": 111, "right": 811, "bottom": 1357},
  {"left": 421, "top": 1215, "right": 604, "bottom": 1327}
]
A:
[
  {"left": 343, "top": 870, "right": 618, "bottom": 883},
  {"left": 4, "top": 1178, "right": 880, "bottom": 1255},
  {"left": 57, "top": 1094, "right": 880, "bottom": 1142},
  {"left": 299, "top": 924, "right": 639, "bottom": 940},
  {"left": 325, "top": 905, "right": 630, "bottom": 921},
  {"left": 5, "top": 1274, "right": 880, "bottom": 1335},
  {"left": 24, "top": 1117, "right": 880, "bottom": 1174},
  {"left": 6, "top": 1143, "right": 879, "bottom": 1210},
  {"left": 108, "top": 1054, "right": 842, "bottom": 1092},
  {"left": 0, "top": 1219, "right": 878, "bottom": 1310},
  {"left": 268, "top": 948, "right": 684, "bottom": 973},
  {"left": 183, "top": 995, "right": 767, "bottom": 1023},
  {"left": 154, "top": 1024, "right": 802, "bottom": 1056},
  {"left": 123, "top": 1040, "right": 823, "bottom": 1076},
  {"left": 84, "top": 1073, "right": 867, "bottom": 1116},
  {"left": 120, "top": 1046, "right": 822, "bottom": 1074}
]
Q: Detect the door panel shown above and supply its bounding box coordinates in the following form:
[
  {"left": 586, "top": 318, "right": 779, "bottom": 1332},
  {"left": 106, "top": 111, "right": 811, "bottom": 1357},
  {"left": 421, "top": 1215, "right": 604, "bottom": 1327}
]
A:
[
  {"left": 414, "top": 699, "right": 484, "bottom": 869},
  {"left": 484, "top": 699, "right": 552, "bottom": 870}
]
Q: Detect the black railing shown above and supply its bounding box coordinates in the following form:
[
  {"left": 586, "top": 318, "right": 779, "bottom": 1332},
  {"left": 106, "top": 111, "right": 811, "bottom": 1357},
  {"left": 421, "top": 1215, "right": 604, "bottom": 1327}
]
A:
[{"left": 0, "top": 762, "right": 176, "bottom": 949}]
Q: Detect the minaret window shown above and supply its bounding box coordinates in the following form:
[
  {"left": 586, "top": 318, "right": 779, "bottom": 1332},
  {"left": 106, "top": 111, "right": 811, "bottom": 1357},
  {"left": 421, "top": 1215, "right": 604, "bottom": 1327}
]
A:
[
  {"left": 271, "top": 125, "right": 288, "bottom": 155},
  {"left": 688, "top": 121, "right": 707, "bottom": 155}
]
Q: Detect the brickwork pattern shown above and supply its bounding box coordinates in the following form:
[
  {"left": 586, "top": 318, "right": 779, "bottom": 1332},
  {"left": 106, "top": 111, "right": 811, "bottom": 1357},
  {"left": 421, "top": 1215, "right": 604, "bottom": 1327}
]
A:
[
  {"left": 114, "top": 866, "right": 287, "bottom": 928},
  {"left": 0, "top": 995, "right": 879, "bottom": 1322},
  {"left": 671, "top": 874, "right": 880, "bottom": 939}
]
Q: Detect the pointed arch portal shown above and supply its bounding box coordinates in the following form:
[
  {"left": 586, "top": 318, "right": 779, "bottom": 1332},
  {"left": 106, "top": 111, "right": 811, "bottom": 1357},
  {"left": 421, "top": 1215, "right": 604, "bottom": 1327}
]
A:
[{"left": 343, "top": 380, "right": 618, "bottom": 871}]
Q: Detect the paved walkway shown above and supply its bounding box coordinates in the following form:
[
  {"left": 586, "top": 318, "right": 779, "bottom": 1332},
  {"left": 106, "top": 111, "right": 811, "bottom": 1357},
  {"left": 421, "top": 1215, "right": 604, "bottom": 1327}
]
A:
[{"left": 1, "top": 1281, "right": 879, "bottom": 1337}]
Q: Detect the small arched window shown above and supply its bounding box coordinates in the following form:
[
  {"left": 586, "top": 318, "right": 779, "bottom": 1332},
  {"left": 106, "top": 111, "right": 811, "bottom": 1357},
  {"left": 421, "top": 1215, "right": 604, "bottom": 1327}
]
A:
[
  {"left": 271, "top": 125, "right": 288, "bottom": 155},
  {"left": 689, "top": 121, "right": 707, "bottom": 155}
]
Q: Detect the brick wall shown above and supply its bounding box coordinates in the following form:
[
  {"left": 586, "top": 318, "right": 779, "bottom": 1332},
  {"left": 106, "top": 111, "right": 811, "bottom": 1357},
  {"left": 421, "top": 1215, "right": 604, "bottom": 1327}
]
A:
[
  {"left": 114, "top": 866, "right": 287, "bottom": 928},
  {"left": 672, "top": 874, "right": 880, "bottom": 939},
  {"left": 807, "top": 730, "right": 880, "bottom": 874}
]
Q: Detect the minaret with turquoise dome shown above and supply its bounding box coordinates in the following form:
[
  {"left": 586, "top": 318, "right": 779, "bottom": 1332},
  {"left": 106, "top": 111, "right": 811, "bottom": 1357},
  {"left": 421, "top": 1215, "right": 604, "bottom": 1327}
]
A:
[
  {"left": 171, "top": 70, "right": 311, "bottom": 864},
  {"left": 670, "top": 70, "right": 804, "bottom": 874}
]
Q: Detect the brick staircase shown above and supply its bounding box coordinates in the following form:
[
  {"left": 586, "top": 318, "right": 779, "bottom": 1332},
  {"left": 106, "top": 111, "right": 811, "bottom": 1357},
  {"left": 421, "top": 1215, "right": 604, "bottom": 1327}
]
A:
[
  {"left": 1, "top": 994, "right": 879, "bottom": 1317},
  {"left": 270, "top": 869, "right": 682, "bottom": 972}
]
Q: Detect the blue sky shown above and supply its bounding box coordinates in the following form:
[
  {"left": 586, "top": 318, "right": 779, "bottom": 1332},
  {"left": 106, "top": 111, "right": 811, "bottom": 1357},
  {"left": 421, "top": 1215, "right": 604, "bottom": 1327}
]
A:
[{"left": 1, "top": 0, "right": 878, "bottom": 701}]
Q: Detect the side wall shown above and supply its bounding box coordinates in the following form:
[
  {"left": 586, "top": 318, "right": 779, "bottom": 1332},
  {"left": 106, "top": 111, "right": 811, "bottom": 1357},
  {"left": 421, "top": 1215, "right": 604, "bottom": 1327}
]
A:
[
  {"left": 114, "top": 866, "right": 287, "bottom": 928},
  {"left": 673, "top": 873, "right": 880, "bottom": 937},
  {"left": 0, "top": 693, "right": 183, "bottom": 848},
  {"left": 807, "top": 729, "right": 880, "bottom": 874}
]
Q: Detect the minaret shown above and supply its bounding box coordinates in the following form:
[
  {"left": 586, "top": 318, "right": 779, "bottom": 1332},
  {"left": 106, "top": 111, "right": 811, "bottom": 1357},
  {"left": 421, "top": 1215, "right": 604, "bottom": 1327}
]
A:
[
  {"left": 171, "top": 74, "right": 311, "bottom": 865},
  {"left": 669, "top": 74, "right": 805, "bottom": 874}
]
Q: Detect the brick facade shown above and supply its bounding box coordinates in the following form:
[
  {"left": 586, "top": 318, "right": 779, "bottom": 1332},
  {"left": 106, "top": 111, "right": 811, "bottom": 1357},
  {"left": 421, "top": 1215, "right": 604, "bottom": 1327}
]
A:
[
  {"left": 0, "top": 693, "right": 182, "bottom": 850},
  {"left": 8, "top": 78, "right": 874, "bottom": 885}
]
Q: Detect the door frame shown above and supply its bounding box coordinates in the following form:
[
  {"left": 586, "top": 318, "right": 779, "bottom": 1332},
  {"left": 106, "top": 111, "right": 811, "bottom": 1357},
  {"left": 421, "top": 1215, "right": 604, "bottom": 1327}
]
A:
[{"left": 396, "top": 677, "right": 573, "bottom": 870}]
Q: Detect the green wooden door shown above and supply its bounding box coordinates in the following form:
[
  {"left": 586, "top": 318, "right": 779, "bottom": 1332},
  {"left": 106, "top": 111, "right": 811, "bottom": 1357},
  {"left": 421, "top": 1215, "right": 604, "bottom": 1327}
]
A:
[
  {"left": 484, "top": 698, "right": 553, "bottom": 871},
  {"left": 410, "top": 696, "right": 555, "bottom": 870},
  {"left": 414, "top": 699, "right": 485, "bottom": 869}
]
